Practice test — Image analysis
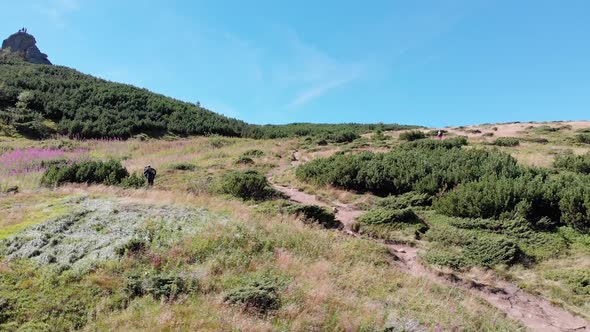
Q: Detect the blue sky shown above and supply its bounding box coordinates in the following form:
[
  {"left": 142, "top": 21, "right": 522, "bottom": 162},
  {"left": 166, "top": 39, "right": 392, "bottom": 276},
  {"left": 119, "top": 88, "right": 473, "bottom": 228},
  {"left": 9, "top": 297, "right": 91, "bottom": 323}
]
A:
[{"left": 2, "top": 0, "right": 589, "bottom": 127}]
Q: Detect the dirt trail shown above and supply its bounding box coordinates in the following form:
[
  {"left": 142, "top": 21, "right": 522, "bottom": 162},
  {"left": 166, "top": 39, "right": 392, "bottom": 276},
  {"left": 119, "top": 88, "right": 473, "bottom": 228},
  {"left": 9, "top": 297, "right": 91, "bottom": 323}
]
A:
[{"left": 268, "top": 153, "right": 590, "bottom": 332}]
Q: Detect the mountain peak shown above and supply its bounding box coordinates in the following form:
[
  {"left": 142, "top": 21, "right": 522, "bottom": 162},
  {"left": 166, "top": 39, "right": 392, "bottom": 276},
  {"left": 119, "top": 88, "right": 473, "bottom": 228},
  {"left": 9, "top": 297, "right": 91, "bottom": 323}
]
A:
[{"left": 1, "top": 29, "right": 51, "bottom": 65}]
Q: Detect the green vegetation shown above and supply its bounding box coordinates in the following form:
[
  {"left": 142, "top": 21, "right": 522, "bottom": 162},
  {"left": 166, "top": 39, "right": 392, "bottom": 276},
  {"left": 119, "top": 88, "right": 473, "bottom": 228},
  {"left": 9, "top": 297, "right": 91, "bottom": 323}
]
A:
[
  {"left": 0, "top": 56, "right": 414, "bottom": 139},
  {"left": 554, "top": 153, "right": 590, "bottom": 174},
  {"left": 169, "top": 162, "right": 197, "bottom": 171},
  {"left": 40, "top": 160, "right": 129, "bottom": 186},
  {"left": 493, "top": 137, "right": 520, "bottom": 147},
  {"left": 401, "top": 136, "right": 468, "bottom": 150},
  {"left": 399, "top": 130, "right": 426, "bottom": 141},
  {"left": 352, "top": 208, "right": 428, "bottom": 242},
  {"left": 575, "top": 133, "right": 590, "bottom": 144},
  {"left": 219, "top": 170, "right": 278, "bottom": 200},
  {"left": 375, "top": 192, "right": 433, "bottom": 210},
  {"left": 120, "top": 172, "right": 146, "bottom": 188},
  {"left": 235, "top": 155, "right": 255, "bottom": 165},
  {"left": 296, "top": 145, "right": 520, "bottom": 196},
  {"left": 224, "top": 275, "right": 284, "bottom": 314},
  {"left": 283, "top": 204, "right": 340, "bottom": 229}
]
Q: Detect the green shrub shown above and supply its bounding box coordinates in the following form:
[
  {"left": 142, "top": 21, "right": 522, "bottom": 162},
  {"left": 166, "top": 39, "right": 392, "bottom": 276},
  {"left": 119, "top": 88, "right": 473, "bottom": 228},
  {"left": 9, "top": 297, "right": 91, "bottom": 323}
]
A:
[
  {"left": 115, "top": 238, "right": 147, "bottom": 256},
  {"left": 224, "top": 276, "right": 282, "bottom": 314},
  {"left": 522, "top": 137, "right": 549, "bottom": 144},
  {"left": 545, "top": 269, "right": 590, "bottom": 295},
  {"left": 559, "top": 178, "right": 590, "bottom": 232},
  {"left": 120, "top": 172, "right": 146, "bottom": 188},
  {"left": 357, "top": 208, "right": 420, "bottom": 225},
  {"left": 123, "top": 271, "right": 196, "bottom": 301},
  {"left": 422, "top": 248, "right": 468, "bottom": 270},
  {"left": 434, "top": 173, "right": 562, "bottom": 229},
  {"left": 354, "top": 208, "right": 428, "bottom": 242},
  {"left": 219, "top": 170, "right": 277, "bottom": 200},
  {"left": 235, "top": 156, "right": 255, "bottom": 165},
  {"left": 40, "top": 160, "right": 129, "bottom": 186},
  {"left": 296, "top": 146, "right": 521, "bottom": 196},
  {"left": 575, "top": 134, "right": 590, "bottom": 144},
  {"left": 399, "top": 130, "right": 426, "bottom": 141},
  {"left": 242, "top": 149, "right": 264, "bottom": 157},
  {"left": 325, "top": 130, "right": 360, "bottom": 143},
  {"left": 376, "top": 192, "right": 432, "bottom": 210},
  {"left": 284, "top": 204, "right": 341, "bottom": 229},
  {"left": 575, "top": 128, "right": 590, "bottom": 134},
  {"left": 482, "top": 132, "right": 494, "bottom": 137},
  {"left": 463, "top": 237, "right": 519, "bottom": 268},
  {"left": 170, "top": 162, "right": 197, "bottom": 171},
  {"left": 532, "top": 125, "right": 559, "bottom": 134},
  {"left": 554, "top": 153, "right": 590, "bottom": 174},
  {"left": 401, "top": 136, "right": 468, "bottom": 150},
  {"left": 493, "top": 137, "right": 520, "bottom": 147}
]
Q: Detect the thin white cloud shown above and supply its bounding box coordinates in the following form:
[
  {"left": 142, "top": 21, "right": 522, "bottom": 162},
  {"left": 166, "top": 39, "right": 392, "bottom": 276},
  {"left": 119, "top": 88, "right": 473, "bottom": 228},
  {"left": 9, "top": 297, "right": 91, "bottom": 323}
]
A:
[
  {"left": 281, "top": 31, "right": 367, "bottom": 109},
  {"left": 287, "top": 69, "right": 362, "bottom": 109},
  {"left": 35, "top": 0, "right": 81, "bottom": 27}
]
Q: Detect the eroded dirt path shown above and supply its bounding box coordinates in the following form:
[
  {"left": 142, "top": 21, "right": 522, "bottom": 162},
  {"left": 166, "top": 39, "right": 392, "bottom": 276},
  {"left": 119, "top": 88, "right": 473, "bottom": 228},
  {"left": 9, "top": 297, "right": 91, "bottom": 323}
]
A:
[{"left": 268, "top": 153, "right": 590, "bottom": 332}]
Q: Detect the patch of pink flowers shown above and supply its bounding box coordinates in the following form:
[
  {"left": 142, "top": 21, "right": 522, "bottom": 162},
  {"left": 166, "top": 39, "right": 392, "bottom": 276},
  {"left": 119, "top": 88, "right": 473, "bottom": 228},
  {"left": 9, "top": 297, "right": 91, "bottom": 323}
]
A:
[{"left": 0, "top": 147, "right": 88, "bottom": 176}]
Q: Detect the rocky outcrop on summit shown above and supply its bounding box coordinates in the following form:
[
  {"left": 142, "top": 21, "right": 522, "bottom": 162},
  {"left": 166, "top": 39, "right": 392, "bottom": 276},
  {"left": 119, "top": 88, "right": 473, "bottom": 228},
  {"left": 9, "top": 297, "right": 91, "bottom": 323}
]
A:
[{"left": 1, "top": 31, "right": 51, "bottom": 65}]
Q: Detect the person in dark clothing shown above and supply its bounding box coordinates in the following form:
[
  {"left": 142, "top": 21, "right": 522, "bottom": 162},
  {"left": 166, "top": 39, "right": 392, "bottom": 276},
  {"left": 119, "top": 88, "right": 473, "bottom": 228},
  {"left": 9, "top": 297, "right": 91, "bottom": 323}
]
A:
[{"left": 143, "top": 165, "right": 157, "bottom": 186}]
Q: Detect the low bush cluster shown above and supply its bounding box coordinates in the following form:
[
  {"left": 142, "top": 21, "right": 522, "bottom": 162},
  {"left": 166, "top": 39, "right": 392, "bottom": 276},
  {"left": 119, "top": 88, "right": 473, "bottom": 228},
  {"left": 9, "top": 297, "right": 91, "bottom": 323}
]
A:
[
  {"left": 575, "top": 134, "right": 590, "bottom": 144},
  {"left": 40, "top": 160, "right": 129, "bottom": 186},
  {"left": 284, "top": 204, "right": 341, "bottom": 229},
  {"left": 493, "top": 137, "right": 520, "bottom": 147},
  {"left": 437, "top": 173, "right": 590, "bottom": 232},
  {"left": 401, "top": 137, "right": 468, "bottom": 150},
  {"left": 434, "top": 172, "right": 563, "bottom": 229},
  {"left": 376, "top": 192, "right": 433, "bottom": 210},
  {"left": 123, "top": 271, "right": 197, "bottom": 301},
  {"left": 235, "top": 156, "right": 255, "bottom": 165},
  {"left": 242, "top": 149, "right": 264, "bottom": 157},
  {"left": 423, "top": 227, "right": 521, "bottom": 268},
  {"left": 545, "top": 269, "right": 590, "bottom": 296},
  {"left": 224, "top": 275, "right": 282, "bottom": 314},
  {"left": 357, "top": 208, "right": 421, "bottom": 225},
  {"left": 170, "top": 162, "right": 197, "bottom": 171},
  {"left": 120, "top": 172, "right": 146, "bottom": 188},
  {"left": 554, "top": 153, "right": 590, "bottom": 174},
  {"left": 353, "top": 208, "right": 428, "bottom": 242},
  {"left": 296, "top": 145, "right": 520, "bottom": 196},
  {"left": 399, "top": 130, "right": 426, "bottom": 141},
  {"left": 219, "top": 170, "right": 277, "bottom": 200}
]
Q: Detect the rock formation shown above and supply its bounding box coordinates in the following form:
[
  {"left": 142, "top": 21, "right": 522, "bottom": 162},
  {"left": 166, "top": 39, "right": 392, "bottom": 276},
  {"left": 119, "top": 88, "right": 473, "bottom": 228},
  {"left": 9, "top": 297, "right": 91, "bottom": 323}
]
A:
[{"left": 1, "top": 30, "right": 51, "bottom": 65}]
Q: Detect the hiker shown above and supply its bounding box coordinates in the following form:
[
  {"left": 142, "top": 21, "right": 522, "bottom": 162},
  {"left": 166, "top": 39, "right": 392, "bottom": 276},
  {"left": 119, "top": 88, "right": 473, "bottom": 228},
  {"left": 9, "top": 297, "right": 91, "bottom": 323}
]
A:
[
  {"left": 437, "top": 130, "right": 443, "bottom": 140},
  {"left": 143, "top": 165, "right": 157, "bottom": 186}
]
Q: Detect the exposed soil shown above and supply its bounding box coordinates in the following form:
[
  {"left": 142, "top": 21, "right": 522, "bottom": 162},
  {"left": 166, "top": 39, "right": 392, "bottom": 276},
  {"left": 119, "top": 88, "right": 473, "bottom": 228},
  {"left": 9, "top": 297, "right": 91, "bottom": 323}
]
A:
[{"left": 268, "top": 152, "right": 590, "bottom": 332}]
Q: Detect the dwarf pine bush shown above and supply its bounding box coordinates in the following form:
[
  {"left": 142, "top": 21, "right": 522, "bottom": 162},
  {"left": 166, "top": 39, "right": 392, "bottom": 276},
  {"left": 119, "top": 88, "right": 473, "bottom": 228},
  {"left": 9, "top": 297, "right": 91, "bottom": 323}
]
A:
[
  {"left": 493, "top": 137, "right": 520, "bottom": 147},
  {"left": 399, "top": 130, "right": 426, "bottom": 141},
  {"left": 41, "top": 160, "right": 129, "bottom": 186},
  {"left": 219, "top": 170, "right": 277, "bottom": 200}
]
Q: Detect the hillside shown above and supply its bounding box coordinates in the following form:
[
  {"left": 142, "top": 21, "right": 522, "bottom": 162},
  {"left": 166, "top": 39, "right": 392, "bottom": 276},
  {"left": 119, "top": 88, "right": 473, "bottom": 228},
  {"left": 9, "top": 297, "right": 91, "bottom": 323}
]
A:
[
  {"left": 0, "top": 48, "right": 413, "bottom": 140},
  {"left": 1, "top": 121, "right": 590, "bottom": 331}
]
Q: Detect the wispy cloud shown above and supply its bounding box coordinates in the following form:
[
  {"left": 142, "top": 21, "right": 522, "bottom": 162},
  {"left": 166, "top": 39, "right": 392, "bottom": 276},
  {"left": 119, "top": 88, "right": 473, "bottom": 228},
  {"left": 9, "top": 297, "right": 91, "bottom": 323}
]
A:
[
  {"left": 287, "top": 69, "right": 362, "bottom": 108},
  {"left": 35, "top": 0, "right": 81, "bottom": 27},
  {"left": 281, "top": 31, "right": 367, "bottom": 109}
]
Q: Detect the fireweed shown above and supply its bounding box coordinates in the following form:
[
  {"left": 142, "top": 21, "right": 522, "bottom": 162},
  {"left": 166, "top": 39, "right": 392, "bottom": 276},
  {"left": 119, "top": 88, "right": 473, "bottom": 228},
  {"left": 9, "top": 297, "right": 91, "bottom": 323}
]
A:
[{"left": 0, "top": 147, "right": 89, "bottom": 176}]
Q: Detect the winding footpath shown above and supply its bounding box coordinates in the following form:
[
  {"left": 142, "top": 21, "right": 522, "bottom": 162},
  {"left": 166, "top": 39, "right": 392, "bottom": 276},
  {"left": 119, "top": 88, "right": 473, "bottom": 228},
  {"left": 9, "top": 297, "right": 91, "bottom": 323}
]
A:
[{"left": 268, "top": 151, "right": 589, "bottom": 332}]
